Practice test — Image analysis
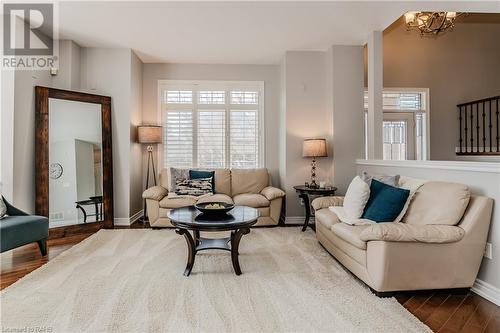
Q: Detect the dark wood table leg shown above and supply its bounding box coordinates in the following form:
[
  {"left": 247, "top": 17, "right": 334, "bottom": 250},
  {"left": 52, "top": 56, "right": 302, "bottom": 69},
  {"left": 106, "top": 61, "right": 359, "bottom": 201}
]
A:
[
  {"left": 299, "top": 193, "right": 311, "bottom": 232},
  {"left": 230, "top": 227, "right": 250, "bottom": 275},
  {"left": 175, "top": 228, "right": 196, "bottom": 276},
  {"left": 194, "top": 230, "right": 200, "bottom": 247}
]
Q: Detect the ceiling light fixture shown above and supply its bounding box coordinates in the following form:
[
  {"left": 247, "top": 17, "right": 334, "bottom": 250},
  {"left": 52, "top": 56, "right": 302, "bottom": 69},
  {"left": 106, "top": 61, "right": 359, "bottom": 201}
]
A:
[{"left": 404, "top": 11, "right": 464, "bottom": 36}]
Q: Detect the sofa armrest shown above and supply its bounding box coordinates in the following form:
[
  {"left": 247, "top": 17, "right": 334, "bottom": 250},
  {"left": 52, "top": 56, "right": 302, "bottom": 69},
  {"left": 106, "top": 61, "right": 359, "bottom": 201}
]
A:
[
  {"left": 311, "top": 196, "right": 344, "bottom": 211},
  {"left": 142, "top": 186, "right": 168, "bottom": 201},
  {"left": 260, "top": 186, "right": 285, "bottom": 201},
  {"left": 360, "top": 223, "right": 465, "bottom": 244}
]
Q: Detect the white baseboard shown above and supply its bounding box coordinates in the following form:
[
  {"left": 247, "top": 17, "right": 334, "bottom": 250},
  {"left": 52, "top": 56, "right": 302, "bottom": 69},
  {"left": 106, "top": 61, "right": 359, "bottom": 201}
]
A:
[
  {"left": 472, "top": 278, "right": 500, "bottom": 306},
  {"left": 285, "top": 216, "right": 314, "bottom": 224},
  {"left": 114, "top": 210, "right": 143, "bottom": 226}
]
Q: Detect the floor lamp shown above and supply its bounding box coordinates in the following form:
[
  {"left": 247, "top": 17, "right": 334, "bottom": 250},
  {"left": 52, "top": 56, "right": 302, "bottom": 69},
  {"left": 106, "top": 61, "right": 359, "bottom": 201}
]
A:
[{"left": 137, "top": 125, "right": 162, "bottom": 222}]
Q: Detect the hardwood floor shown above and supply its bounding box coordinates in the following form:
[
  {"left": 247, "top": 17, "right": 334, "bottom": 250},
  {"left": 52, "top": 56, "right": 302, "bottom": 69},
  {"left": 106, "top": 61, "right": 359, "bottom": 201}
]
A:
[{"left": 1, "top": 226, "right": 499, "bottom": 332}]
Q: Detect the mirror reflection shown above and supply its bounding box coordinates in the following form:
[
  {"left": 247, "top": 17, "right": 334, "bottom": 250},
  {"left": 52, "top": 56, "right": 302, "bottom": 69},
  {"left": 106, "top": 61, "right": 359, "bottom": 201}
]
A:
[{"left": 48, "top": 98, "right": 103, "bottom": 227}]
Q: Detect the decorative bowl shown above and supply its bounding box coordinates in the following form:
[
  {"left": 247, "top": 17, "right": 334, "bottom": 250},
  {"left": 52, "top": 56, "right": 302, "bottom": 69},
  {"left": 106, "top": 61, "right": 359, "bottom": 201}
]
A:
[{"left": 194, "top": 202, "right": 234, "bottom": 216}]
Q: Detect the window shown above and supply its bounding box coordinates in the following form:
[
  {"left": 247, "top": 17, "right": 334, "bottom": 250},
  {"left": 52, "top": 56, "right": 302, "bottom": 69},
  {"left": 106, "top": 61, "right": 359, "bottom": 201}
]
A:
[
  {"left": 160, "top": 81, "right": 264, "bottom": 169},
  {"left": 364, "top": 89, "right": 429, "bottom": 160}
]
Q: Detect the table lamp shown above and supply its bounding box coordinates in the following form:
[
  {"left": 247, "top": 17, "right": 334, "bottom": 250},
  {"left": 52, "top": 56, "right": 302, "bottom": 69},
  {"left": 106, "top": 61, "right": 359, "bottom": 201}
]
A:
[
  {"left": 302, "top": 138, "right": 327, "bottom": 189},
  {"left": 137, "top": 125, "right": 162, "bottom": 221}
]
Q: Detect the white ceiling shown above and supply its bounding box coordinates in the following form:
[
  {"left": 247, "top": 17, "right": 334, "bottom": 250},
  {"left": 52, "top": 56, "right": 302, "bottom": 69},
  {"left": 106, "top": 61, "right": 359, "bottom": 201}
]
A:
[{"left": 58, "top": 1, "right": 500, "bottom": 64}]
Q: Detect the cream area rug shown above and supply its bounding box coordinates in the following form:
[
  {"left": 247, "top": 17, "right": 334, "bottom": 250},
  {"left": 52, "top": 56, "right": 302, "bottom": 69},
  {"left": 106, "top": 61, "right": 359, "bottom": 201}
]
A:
[{"left": 1, "top": 228, "right": 431, "bottom": 333}]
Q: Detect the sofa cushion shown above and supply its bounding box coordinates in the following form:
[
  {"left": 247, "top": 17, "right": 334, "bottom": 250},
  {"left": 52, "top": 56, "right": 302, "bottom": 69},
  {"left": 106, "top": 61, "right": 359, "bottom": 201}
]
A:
[
  {"left": 362, "top": 180, "right": 410, "bottom": 222},
  {"left": 196, "top": 194, "right": 234, "bottom": 205},
  {"left": 159, "top": 196, "right": 197, "bottom": 209},
  {"left": 142, "top": 186, "right": 168, "bottom": 201},
  {"left": 214, "top": 169, "right": 231, "bottom": 196},
  {"left": 330, "top": 223, "right": 370, "bottom": 250},
  {"left": 233, "top": 193, "right": 270, "bottom": 208},
  {"left": 403, "top": 181, "right": 470, "bottom": 226},
  {"left": 231, "top": 169, "right": 269, "bottom": 195},
  {"left": 312, "top": 196, "right": 344, "bottom": 211},
  {"left": 260, "top": 186, "right": 285, "bottom": 201},
  {"left": 359, "top": 223, "right": 465, "bottom": 243},
  {"left": 315, "top": 208, "right": 341, "bottom": 229}
]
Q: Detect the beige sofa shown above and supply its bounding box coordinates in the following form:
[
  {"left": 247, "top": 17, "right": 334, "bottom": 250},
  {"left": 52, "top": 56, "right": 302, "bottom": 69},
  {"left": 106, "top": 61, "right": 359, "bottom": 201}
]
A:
[
  {"left": 312, "top": 180, "right": 493, "bottom": 295},
  {"left": 143, "top": 168, "right": 285, "bottom": 228}
]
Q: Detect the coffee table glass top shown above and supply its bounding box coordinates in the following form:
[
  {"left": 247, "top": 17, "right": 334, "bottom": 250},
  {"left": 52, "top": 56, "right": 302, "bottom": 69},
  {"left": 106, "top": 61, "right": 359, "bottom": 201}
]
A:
[{"left": 167, "top": 205, "right": 259, "bottom": 230}]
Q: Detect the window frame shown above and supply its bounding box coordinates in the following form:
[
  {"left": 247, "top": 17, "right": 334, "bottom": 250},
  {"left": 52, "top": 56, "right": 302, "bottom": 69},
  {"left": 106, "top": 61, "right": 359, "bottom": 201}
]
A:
[
  {"left": 363, "top": 87, "right": 430, "bottom": 161},
  {"left": 157, "top": 80, "right": 265, "bottom": 170}
]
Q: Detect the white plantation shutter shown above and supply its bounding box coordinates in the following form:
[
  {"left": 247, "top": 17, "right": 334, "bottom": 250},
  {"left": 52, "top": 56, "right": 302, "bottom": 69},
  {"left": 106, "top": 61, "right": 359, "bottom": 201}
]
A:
[
  {"left": 164, "top": 110, "right": 193, "bottom": 168},
  {"left": 161, "top": 82, "right": 264, "bottom": 169},
  {"left": 230, "top": 110, "right": 258, "bottom": 168},
  {"left": 198, "top": 110, "right": 226, "bottom": 168}
]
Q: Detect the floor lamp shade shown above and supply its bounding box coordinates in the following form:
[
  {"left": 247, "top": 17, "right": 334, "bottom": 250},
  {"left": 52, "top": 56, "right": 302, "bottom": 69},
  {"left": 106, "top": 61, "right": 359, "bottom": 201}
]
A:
[{"left": 137, "top": 125, "right": 162, "bottom": 144}]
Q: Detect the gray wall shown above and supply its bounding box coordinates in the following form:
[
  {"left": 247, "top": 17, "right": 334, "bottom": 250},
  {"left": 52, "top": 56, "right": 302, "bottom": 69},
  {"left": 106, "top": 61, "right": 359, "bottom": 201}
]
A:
[
  {"left": 381, "top": 19, "right": 500, "bottom": 161},
  {"left": 142, "top": 63, "right": 281, "bottom": 186},
  {"left": 280, "top": 51, "right": 333, "bottom": 217},
  {"left": 9, "top": 42, "right": 143, "bottom": 224}
]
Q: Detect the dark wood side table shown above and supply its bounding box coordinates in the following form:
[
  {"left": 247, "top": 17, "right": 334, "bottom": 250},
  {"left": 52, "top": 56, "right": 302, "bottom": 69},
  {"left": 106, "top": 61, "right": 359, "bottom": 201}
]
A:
[{"left": 293, "top": 185, "right": 337, "bottom": 232}]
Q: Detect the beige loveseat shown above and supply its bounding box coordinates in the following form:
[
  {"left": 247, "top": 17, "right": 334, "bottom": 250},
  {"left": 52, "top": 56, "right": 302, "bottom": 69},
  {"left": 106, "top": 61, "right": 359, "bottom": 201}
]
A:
[
  {"left": 143, "top": 168, "right": 285, "bottom": 228},
  {"left": 312, "top": 179, "right": 493, "bottom": 295}
]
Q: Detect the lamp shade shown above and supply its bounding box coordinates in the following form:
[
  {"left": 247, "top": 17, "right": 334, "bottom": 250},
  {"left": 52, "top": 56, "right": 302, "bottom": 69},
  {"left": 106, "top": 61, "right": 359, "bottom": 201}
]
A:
[
  {"left": 302, "top": 138, "right": 327, "bottom": 157},
  {"left": 137, "top": 125, "right": 162, "bottom": 144}
]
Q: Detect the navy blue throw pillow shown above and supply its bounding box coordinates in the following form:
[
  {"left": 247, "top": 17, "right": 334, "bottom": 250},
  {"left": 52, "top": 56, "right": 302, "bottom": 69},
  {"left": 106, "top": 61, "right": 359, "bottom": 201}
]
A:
[
  {"left": 362, "top": 179, "right": 410, "bottom": 222},
  {"left": 189, "top": 170, "right": 215, "bottom": 193}
]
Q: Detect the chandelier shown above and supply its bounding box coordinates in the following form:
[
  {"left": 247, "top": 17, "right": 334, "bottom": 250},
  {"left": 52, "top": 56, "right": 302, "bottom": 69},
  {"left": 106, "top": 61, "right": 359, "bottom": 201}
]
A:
[{"left": 404, "top": 12, "right": 463, "bottom": 36}]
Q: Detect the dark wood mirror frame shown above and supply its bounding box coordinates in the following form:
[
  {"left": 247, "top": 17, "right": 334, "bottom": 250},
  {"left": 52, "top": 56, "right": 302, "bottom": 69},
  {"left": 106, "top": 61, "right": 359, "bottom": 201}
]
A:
[{"left": 35, "top": 86, "right": 114, "bottom": 238}]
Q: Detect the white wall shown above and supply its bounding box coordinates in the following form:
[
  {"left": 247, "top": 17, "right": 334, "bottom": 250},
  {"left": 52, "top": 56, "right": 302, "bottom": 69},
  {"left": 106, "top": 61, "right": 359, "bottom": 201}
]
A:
[
  {"left": 357, "top": 159, "right": 500, "bottom": 303},
  {"left": 129, "top": 52, "right": 143, "bottom": 217},
  {"left": 280, "top": 51, "right": 333, "bottom": 217},
  {"left": 80, "top": 48, "right": 144, "bottom": 224},
  {"left": 142, "top": 63, "right": 281, "bottom": 185},
  {"left": 328, "top": 46, "right": 365, "bottom": 194}
]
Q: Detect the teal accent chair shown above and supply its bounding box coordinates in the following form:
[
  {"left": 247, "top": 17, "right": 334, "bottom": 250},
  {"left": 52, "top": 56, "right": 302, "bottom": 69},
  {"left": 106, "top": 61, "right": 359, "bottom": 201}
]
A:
[{"left": 0, "top": 197, "right": 49, "bottom": 255}]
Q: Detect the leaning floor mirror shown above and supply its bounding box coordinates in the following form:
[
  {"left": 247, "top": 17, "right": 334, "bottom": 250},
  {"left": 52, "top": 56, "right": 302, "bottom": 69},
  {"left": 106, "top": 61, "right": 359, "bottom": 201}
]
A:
[{"left": 35, "top": 87, "right": 113, "bottom": 237}]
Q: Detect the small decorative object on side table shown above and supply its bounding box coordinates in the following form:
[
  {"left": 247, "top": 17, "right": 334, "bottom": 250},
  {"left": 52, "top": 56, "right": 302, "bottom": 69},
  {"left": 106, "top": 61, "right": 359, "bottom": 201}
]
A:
[{"left": 294, "top": 185, "right": 337, "bottom": 232}]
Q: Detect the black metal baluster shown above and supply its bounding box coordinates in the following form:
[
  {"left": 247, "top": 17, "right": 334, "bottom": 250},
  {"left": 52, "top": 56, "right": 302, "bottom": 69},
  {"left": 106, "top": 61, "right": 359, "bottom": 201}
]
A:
[
  {"left": 489, "top": 100, "right": 492, "bottom": 152},
  {"left": 476, "top": 103, "right": 480, "bottom": 153},
  {"left": 470, "top": 104, "right": 474, "bottom": 152},
  {"left": 497, "top": 98, "right": 499, "bottom": 152},
  {"left": 459, "top": 105, "right": 463, "bottom": 153},
  {"left": 482, "top": 102, "right": 486, "bottom": 152}
]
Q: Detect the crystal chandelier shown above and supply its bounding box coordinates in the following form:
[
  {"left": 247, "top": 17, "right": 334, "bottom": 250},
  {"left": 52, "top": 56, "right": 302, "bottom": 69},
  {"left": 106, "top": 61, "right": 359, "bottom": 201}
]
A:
[{"left": 404, "top": 12, "right": 463, "bottom": 36}]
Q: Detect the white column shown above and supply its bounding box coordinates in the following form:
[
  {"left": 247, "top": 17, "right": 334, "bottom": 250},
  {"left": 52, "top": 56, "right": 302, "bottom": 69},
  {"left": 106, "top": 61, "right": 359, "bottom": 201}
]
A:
[{"left": 367, "top": 31, "right": 383, "bottom": 159}]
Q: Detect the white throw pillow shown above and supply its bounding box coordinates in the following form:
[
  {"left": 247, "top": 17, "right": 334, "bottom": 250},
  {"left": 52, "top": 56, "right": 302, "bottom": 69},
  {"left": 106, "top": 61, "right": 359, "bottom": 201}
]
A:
[{"left": 343, "top": 176, "right": 370, "bottom": 219}]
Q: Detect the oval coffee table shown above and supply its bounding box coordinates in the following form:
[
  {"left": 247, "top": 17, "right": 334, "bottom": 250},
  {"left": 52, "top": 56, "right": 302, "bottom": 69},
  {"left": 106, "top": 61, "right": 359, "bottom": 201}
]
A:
[{"left": 168, "top": 205, "right": 259, "bottom": 276}]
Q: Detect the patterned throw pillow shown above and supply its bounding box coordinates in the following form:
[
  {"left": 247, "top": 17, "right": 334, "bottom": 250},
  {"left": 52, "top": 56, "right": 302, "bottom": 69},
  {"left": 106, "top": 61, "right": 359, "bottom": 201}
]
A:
[
  {"left": 169, "top": 167, "right": 189, "bottom": 192},
  {"left": 175, "top": 178, "right": 213, "bottom": 196}
]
